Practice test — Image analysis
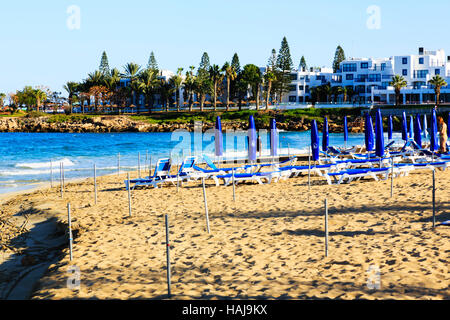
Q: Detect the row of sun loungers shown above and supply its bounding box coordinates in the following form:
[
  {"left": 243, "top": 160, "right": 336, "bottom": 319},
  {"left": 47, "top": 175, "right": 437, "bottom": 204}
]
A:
[{"left": 124, "top": 150, "right": 449, "bottom": 190}]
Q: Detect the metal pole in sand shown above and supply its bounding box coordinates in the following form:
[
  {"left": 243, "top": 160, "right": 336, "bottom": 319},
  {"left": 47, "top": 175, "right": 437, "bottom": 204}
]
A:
[
  {"left": 176, "top": 156, "right": 179, "bottom": 193},
  {"left": 60, "top": 162, "right": 63, "bottom": 198},
  {"left": 308, "top": 147, "right": 311, "bottom": 191},
  {"left": 138, "top": 152, "right": 141, "bottom": 179},
  {"left": 232, "top": 168, "right": 236, "bottom": 202},
  {"left": 149, "top": 155, "right": 152, "bottom": 178},
  {"left": 118, "top": 153, "right": 121, "bottom": 176},
  {"left": 68, "top": 203, "right": 73, "bottom": 261},
  {"left": 145, "top": 150, "right": 148, "bottom": 174},
  {"left": 62, "top": 162, "right": 65, "bottom": 189},
  {"left": 390, "top": 157, "right": 394, "bottom": 198},
  {"left": 165, "top": 214, "right": 171, "bottom": 298},
  {"left": 94, "top": 164, "right": 97, "bottom": 205},
  {"left": 50, "top": 159, "right": 53, "bottom": 188},
  {"left": 325, "top": 198, "right": 329, "bottom": 257},
  {"left": 127, "top": 172, "right": 132, "bottom": 217},
  {"left": 432, "top": 169, "right": 436, "bottom": 229},
  {"left": 202, "top": 178, "right": 211, "bottom": 234}
]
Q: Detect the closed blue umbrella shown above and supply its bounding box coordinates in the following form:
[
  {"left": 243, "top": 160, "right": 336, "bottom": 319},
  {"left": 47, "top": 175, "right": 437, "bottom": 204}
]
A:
[
  {"left": 215, "top": 116, "right": 223, "bottom": 157},
  {"left": 311, "top": 120, "right": 320, "bottom": 161},
  {"left": 414, "top": 114, "right": 422, "bottom": 148},
  {"left": 365, "top": 113, "right": 374, "bottom": 152},
  {"left": 270, "top": 118, "right": 278, "bottom": 157},
  {"left": 401, "top": 112, "right": 408, "bottom": 141},
  {"left": 248, "top": 115, "right": 257, "bottom": 161},
  {"left": 430, "top": 109, "right": 439, "bottom": 152},
  {"left": 375, "top": 109, "right": 385, "bottom": 158},
  {"left": 388, "top": 115, "right": 393, "bottom": 141},
  {"left": 448, "top": 112, "right": 450, "bottom": 138},
  {"left": 322, "top": 116, "right": 329, "bottom": 152},
  {"left": 343, "top": 116, "right": 348, "bottom": 145},
  {"left": 409, "top": 116, "right": 414, "bottom": 139},
  {"left": 422, "top": 115, "right": 428, "bottom": 139}
]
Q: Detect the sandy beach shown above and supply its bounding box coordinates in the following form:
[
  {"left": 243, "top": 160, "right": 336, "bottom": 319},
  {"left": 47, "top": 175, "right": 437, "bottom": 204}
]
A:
[{"left": 0, "top": 163, "right": 449, "bottom": 300}]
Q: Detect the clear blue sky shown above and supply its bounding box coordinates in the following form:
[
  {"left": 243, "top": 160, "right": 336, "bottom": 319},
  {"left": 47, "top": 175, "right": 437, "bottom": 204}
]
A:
[{"left": 1, "top": 0, "right": 449, "bottom": 96}]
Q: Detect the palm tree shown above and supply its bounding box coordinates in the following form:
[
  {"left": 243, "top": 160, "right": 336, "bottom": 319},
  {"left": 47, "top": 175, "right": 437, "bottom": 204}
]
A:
[
  {"left": 264, "top": 71, "right": 276, "bottom": 110},
  {"left": 122, "top": 63, "right": 142, "bottom": 107},
  {"left": 139, "top": 68, "right": 159, "bottom": 112},
  {"left": 428, "top": 75, "right": 448, "bottom": 106},
  {"left": 169, "top": 68, "right": 184, "bottom": 112},
  {"left": 222, "top": 62, "right": 237, "bottom": 111},
  {"left": 0, "top": 93, "right": 6, "bottom": 108},
  {"left": 209, "top": 64, "right": 224, "bottom": 111},
  {"left": 104, "top": 68, "right": 122, "bottom": 107},
  {"left": 390, "top": 75, "right": 407, "bottom": 106},
  {"left": 86, "top": 70, "right": 105, "bottom": 88},
  {"left": 183, "top": 66, "right": 196, "bottom": 112},
  {"left": 159, "top": 78, "right": 174, "bottom": 112},
  {"left": 33, "top": 89, "right": 47, "bottom": 112},
  {"left": 63, "top": 82, "right": 79, "bottom": 114}
]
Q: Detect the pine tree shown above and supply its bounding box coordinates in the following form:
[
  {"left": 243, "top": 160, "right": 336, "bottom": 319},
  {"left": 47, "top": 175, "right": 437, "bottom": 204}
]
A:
[
  {"left": 230, "top": 53, "right": 241, "bottom": 102},
  {"left": 275, "top": 37, "right": 294, "bottom": 102},
  {"left": 231, "top": 53, "right": 241, "bottom": 74},
  {"left": 199, "top": 52, "right": 211, "bottom": 72},
  {"left": 299, "top": 56, "right": 307, "bottom": 71},
  {"left": 267, "top": 49, "right": 277, "bottom": 71},
  {"left": 147, "top": 52, "right": 159, "bottom": 71},
  {"left": 333, "top": 45, "right": 346, "bottom": 73},
  {"left": 276, "top": 37, "right": 293, "bottom": 71},
  {"left": 99, "top": 51, "right": 110, "bottom": 76}
]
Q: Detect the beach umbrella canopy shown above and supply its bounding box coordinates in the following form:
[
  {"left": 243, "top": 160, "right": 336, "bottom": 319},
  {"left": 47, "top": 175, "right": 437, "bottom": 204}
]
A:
[
  {"left": 409, "top": 116, "right": 414, "bottom": 139},
  {"left": 422, "top": 114, "right": 428, "bottom": 139},
  {"left": 343, "top": 116, "right": 348, "bottom": 143},
  {"left": 270, "top": 118, "right": 278, "bottom": 157},
  {"left": 215, "top": 116, "right": 223, "bottom": 157},
  {"left": 248, "top": 115, "right": 257, "bottom": 161},
  {"left": 448, "top": 112, "right": 450, "bottom": 138},
  {"left": 388, "top": 115, "right": 393, "bottom": 140},
  {"left": 414, "top": 114, "right": 422, "bottom": 148},
  {"left": 365, "top": 113, "right": 375, "bottom": 152},
  {"left": 322, "top": 116, "right": 329, "bottom": 152},
  {"left": 401, "top": 112, "right": 408, "bottom": 141},
  {"left": 430, "top": 109, "right": 439, "bottom": 152},
  {"left": 375, "top": 109, "right": 385, "bottom": 158},
  {"left": 311, "top": 120, "right": 320, "bottom": 161}
]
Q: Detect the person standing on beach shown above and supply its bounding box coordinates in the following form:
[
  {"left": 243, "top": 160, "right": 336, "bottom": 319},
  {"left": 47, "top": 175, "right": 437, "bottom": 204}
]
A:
[{"left": 438, "top": 116, "right": 448, "bottom": 153}]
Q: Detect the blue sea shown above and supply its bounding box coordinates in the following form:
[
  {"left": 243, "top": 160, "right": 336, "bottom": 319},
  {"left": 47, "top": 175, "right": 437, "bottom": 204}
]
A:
[{"left": 0, "top": 131, "right": 404, "bottom": 194}]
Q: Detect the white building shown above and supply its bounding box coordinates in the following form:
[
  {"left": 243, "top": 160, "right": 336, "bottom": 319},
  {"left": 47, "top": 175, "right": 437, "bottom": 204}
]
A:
[{"left": 285, "top": 47, "right": 450, "bottom": 105}]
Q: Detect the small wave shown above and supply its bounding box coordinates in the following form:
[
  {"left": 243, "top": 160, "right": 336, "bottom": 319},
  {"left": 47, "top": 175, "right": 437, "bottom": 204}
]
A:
[{"left": 15, "top": 158, "right": 75, "bottom": 169}]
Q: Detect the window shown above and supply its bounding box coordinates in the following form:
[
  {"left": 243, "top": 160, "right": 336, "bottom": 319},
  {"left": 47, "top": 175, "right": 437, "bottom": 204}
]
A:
[
  {"left": 402, "top": 57, "right": 408, "bottom": 64},
  {"left": 346, "top": 74, "right": 354, "bottom": 80},
  {"left": 416, "top": 70, "right": 428, "bottom": 78},
  {"left": 419, "top": 57, "right": 424, "bottom": 64},
  {"left": 316, "top": 75, "right": 322, "bottom": 81},
  {"left": 305, "top": 86, "right": 310, "bottom": 93},
  {"left": 290, "top": 74, "right": 298, "bottom": 81},
  {"left": 289, "top": 96, "right": 297, "bottom": 102},
  {"left": 435, "top": 69, "right": 441, "bottom": 75},
  {"left": 299, "top": 85, "right": 304, "bottom": 91},
  {"left": 368, "top": 74, "right": 381, "bottom": 82},
  {"left": 361, "top": 62, "right": 369, "bottom": 69},
  {"left": 288, "top": 85, "right": 297, "bottom": 92},
  {"left": 402, "top": 69, "right": 408, "bottom": 76},
  {"left": 381, "top": 63, "right": 386, "bottom": 71},
  {"left": 342, "top": 63, "right": 357, "bottom": 72}
]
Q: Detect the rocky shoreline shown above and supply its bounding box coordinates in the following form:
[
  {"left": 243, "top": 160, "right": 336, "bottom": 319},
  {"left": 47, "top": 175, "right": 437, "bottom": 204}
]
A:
[{"left": 0, "top": 115, "right": 364, "bottom": 133}]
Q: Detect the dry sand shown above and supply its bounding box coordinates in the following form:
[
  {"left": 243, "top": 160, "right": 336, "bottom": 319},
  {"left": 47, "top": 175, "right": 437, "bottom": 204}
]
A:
[{"left": 0, "top": 165, "right": 449, "bottom": 300}]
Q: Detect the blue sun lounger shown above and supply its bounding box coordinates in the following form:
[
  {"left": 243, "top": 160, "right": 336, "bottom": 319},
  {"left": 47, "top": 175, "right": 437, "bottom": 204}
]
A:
[
  {"left": 125, "top": 158, "right": 171, "bottom": 190},
  {"left": 323, "top": 167, "right": 393, "bottom": 185},
  {"left": 215, "top": 170, "right": 284, "bottom": 186}
]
